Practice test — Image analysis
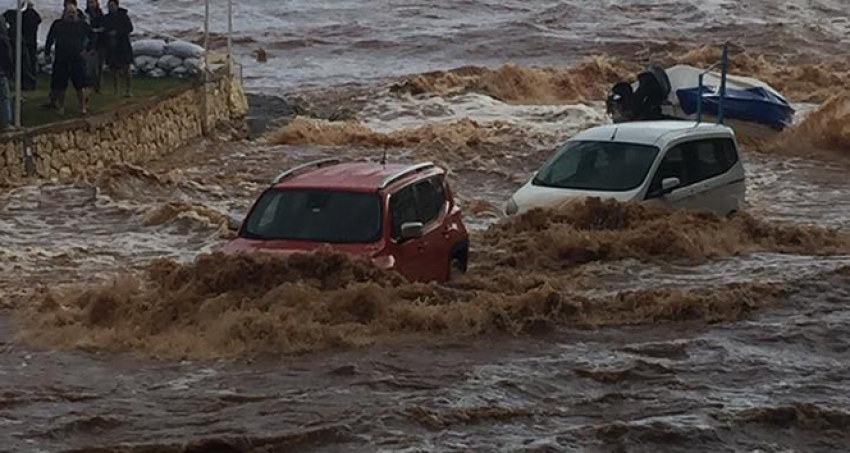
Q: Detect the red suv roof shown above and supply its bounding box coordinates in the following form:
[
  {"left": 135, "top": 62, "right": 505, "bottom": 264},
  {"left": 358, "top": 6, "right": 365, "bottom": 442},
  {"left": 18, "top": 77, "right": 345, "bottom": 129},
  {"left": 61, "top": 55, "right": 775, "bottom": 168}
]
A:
[{"left": 273, "top": 160, "right": 439, "bottom": 192}]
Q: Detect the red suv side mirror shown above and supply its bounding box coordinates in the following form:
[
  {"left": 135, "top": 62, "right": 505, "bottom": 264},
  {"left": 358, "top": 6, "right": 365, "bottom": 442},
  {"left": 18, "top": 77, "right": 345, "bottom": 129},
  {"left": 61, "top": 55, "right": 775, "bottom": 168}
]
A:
[{"left": 400, "top": 222, "right": 424, "bottom": 241}]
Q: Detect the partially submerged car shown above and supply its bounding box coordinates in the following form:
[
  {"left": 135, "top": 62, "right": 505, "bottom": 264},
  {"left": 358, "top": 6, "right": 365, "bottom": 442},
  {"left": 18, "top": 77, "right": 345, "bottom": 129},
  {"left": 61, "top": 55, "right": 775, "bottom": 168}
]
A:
[
  {"left": 506, "top": 121, "right": 745, "bottom": 216},
  {"left": 223, "top": 159, "right": 469, "bottom": 283}
]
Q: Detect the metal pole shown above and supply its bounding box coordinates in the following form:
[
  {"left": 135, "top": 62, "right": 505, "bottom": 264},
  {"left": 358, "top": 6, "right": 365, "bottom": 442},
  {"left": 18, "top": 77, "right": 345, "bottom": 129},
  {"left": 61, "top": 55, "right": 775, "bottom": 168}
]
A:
[
  {"left": 14, "top": 0, "right": 22, "bottom": 128},
  {"left": 227, "top": 0, "right": 233, "bottom": 75},
  {"left": 718, "top": 42, "right": 729, "bottom": 125},
  {"left": 201, "top": 0, "right": 210, "bottom": 135},
  {"left": 696, "top": 73, "right": 704, "bottom": 124}
]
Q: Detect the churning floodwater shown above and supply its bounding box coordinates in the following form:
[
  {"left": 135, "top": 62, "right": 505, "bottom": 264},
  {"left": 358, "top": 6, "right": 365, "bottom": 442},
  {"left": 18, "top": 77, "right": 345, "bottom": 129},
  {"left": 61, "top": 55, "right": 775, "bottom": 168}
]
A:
[
  {"left": 2, "top": 0, "right": 850, "bottom": 451},
  {"left": 120, "top": 0, "right": 850, "bottom": 91}
]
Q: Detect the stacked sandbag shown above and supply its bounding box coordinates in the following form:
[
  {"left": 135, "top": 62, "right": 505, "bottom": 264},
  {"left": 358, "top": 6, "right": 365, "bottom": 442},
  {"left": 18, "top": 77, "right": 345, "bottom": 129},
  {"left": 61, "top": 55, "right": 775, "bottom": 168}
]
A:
[
  {"left": 132, "top": 38, "right": 205, "bottom": 78},
  {"left": 131, "top": 39, "right": 166, "bottom": 58},
  {"left": 34, "top": 38, "right": 206, "bottom": 78}
]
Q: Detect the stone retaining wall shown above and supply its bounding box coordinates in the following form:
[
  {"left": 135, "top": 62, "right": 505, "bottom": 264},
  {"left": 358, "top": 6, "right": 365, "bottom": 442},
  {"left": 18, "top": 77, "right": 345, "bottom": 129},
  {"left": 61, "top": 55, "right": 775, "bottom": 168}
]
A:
[{"left": 0, "top": 73, "right": 248, "bottom": 182}]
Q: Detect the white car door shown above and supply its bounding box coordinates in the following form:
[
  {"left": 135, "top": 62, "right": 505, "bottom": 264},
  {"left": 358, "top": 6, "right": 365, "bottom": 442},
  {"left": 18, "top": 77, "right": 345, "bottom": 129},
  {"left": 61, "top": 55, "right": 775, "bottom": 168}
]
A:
[
  {"left": 679, "top": 138, "right": 744, "bottom": 215},
  {"left": 645, "top": 138, "right": 742, "bottom": 215},
  {"left": 681, "top": 139, "right": 726, "bottom": 213},
  {"left": 644, "top": 144, "right": 703, "bottom": 211},
  {"left": 705, "top": 138, "right": 745, "bottom": 215}
]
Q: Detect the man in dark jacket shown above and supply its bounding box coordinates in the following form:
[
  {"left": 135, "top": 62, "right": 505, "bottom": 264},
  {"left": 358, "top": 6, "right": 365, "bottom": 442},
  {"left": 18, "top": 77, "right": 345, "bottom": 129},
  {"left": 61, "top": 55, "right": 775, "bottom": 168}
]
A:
[
  {"left": 22, "top": 2, "right": 40, "bottom": 87},
  {"left": 45, "top": 3, "right": 91, "bottom": 115},
  {"left": 0, "top": 18, "right": 13, "bottom": 129},
  {"left": 3, "top": 1, "right": 40, "bottom": 91},
  {"left": 63, "top": 0, "right": 89, "bottom": 23},
  {"left": 103, "top": 0, "right": 131, "bottom": 96},
  {"left": 85, "top": 0, "right": 104, "bottom": 92}
]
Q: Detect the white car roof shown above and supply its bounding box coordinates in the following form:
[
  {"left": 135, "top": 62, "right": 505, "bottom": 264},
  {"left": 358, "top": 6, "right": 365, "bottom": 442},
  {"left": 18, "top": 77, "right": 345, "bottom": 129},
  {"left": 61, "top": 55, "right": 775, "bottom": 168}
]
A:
[{"left": 571, "top": 121, "right": 735, "bottom": 147}]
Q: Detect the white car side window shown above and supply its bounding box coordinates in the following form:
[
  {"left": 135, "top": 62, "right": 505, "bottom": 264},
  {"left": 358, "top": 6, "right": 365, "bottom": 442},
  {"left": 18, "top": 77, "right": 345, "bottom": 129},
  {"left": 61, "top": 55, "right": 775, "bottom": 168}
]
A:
[{"left": 687, "top": 139, "right": 732, "bottom": 183}]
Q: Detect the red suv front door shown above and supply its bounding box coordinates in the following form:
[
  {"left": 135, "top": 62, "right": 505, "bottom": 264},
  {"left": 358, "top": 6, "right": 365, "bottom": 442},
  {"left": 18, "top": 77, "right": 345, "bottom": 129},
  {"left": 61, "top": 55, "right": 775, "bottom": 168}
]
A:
[
  {"left": 388, "top": 184, "right": 429, "bottom": 281},
  {"left": 387, "top": 177, "right": 449, "bottom": 282},
  {"left": 411, "top": 176, "right": 450, "bottom": 280}
]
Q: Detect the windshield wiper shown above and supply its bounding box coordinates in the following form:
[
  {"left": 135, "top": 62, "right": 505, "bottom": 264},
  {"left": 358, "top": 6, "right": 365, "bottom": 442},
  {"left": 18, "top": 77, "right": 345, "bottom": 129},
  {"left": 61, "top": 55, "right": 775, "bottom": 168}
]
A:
[
  {"left": 532, "top": 176, "right": 555, "bottom": 188},
  {"left": 240, "top": 230, "right": 267, "bottom": 240}
]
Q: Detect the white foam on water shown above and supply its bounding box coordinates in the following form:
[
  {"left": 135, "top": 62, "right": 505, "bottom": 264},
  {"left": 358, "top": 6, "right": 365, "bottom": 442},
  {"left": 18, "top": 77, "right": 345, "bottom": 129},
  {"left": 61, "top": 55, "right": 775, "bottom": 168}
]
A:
[{"left": 360, "top": 91, "right": 608, "bottom": 140}]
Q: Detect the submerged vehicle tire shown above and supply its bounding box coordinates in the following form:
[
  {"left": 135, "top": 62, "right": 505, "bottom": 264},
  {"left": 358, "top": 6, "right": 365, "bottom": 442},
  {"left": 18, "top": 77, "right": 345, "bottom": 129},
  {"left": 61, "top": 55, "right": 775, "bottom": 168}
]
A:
[
  {"left": 448, "top": 245, "right": 468, "bottom": 281},
  {"left": 449, "top": 257, "right": 466, "bottom": 280}
]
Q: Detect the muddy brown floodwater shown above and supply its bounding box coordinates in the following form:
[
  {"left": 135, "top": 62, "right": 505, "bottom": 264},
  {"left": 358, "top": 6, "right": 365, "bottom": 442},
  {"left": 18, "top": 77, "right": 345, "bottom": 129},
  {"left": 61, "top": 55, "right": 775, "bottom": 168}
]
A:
[{"left": 3, "top": 0, "right": 850, "bottom": 451}]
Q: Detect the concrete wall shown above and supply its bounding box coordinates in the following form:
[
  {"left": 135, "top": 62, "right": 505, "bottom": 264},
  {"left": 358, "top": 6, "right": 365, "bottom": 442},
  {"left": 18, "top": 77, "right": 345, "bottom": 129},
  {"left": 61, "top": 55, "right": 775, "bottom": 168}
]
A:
[{"left": 0, "top": 73, "right": 248, "bottom": 182}]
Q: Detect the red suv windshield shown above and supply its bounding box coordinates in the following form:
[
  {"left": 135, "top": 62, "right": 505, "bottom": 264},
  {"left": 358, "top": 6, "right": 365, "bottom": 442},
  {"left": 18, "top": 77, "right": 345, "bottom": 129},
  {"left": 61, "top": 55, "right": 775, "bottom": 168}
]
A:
[{"left": 241, "top": 189, "right": 382, "bottom": 243}]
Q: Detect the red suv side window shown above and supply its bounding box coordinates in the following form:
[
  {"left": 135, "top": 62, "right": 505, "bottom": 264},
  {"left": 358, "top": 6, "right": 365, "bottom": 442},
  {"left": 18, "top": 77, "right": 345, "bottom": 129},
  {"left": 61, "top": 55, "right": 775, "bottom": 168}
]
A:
[
  {"left": 412, "top": 177, "right": 447, "bottom": 225},
  {"left": 390, "top": 185, "right": 418, "bottom": 240},
  {"left": 389, "top": 176, "right": 448, "bottom": 240}
]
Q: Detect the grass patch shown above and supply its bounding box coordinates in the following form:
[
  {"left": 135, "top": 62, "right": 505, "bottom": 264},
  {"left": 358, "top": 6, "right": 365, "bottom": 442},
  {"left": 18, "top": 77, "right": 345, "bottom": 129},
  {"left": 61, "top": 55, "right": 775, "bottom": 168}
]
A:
[{"left": 17, "top": 74, "right": 193, "bottom": 128}]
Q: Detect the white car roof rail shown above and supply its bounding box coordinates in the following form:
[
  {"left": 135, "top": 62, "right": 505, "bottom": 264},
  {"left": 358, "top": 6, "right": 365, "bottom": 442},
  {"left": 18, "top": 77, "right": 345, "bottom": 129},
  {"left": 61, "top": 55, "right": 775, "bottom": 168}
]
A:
[
  {"left": 271, "top": 158, "right": 341, "bottom": 185},
  {"left": 379, "top": 162, "right": 436, "bottom": 189}
]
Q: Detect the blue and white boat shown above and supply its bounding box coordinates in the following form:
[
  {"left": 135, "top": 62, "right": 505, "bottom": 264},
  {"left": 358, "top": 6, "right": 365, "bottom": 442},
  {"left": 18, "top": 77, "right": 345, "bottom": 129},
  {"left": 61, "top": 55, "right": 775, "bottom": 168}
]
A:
[
  {"left": 662, "top": 65, "right": 795, "bottom": 131},
  {"left": 606, "top": 63, "right": 796, "bottom": 132}
]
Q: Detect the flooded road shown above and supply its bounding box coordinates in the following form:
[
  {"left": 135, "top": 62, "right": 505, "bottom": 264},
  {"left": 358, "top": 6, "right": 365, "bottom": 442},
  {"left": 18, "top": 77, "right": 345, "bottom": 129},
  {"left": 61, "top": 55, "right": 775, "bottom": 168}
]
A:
[
  {"left": 3, "top": 271, "right": 850, "bottom": 452},
  {"left": 3, "top": 0, "right": 850, "bottom": 451},
  {"left": 3, "top": 110, "right": 850, "bottom": 452}
]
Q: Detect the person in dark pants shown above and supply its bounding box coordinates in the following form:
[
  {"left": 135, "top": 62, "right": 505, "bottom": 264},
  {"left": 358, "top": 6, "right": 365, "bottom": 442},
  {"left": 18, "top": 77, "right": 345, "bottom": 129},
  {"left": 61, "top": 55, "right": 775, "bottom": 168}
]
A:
[
  {"left": 2, "top": 1, "right": 39, "bottom": 91},
  {"left": 41, "top": 0, "right": 87, "bottom": 108},
  {"left": 21, "top": 1, "right": 40, "bottom": 88},
  {"left": 0, "top": 18, "right": 14, "bottom": 130},
  {"left": 44, "top": 3, "right": 91, "bottom": 115},
  {"left": 103, "top": 0, "right": 131, "bottom": 97},
  {"left": 85, "top": 0, "right": 104, "bottom": 92}
]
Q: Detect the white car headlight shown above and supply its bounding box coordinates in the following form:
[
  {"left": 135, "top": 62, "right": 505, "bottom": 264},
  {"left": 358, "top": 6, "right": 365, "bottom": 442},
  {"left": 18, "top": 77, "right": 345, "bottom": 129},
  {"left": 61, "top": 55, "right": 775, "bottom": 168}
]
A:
[{"left": 505, "top": 197, "right": 519, "bottom": 216}]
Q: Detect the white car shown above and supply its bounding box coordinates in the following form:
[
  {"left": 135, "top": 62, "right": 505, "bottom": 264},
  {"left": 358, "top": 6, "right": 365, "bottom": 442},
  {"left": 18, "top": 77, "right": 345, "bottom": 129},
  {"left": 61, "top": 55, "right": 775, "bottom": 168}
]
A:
[{"left": 506, "top": 121, "right": 745, "bottom": 216}]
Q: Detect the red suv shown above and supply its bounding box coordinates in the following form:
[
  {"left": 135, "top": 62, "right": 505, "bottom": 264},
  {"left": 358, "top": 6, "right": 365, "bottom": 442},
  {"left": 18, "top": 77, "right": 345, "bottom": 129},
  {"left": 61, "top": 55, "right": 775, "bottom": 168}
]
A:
[{"left": 221, "top": 159, "right": 470, "bottom": 282}]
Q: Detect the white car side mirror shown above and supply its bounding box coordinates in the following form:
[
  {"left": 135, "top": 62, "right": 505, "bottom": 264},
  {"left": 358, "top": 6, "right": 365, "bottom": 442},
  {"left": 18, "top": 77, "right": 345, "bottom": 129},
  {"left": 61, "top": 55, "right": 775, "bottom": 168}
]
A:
[{"left": 661, "top": 177, "right": 681, "bottom": 194}]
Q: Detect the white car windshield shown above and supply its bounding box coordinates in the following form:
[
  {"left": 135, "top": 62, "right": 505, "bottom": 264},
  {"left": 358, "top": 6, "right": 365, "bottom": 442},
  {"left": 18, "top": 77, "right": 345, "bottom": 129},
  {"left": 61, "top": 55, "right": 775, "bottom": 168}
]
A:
[
  {"left": 533, "top": 140, "right": 660, "bottom": 191},
  {"left": 241, "top": 189, "right": 382, "bottom": 243}
]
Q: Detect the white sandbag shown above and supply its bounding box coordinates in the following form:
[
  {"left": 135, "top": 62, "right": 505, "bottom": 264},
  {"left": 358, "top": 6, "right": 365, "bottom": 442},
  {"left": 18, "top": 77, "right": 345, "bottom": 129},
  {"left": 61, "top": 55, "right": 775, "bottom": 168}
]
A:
[
  {"left": 132, "top": 39, "right": 167, "bottom": 58},
  {"left": 149, "top": 68, "right": 167, "bottom": 78},
  {"left": 170, "top": 66, "right": 188, "bottom": 78},
  {"left": 165, "top": 40, "right": 204, "bottom": 59},
  {"left": 183, "top": 57, "right": 204, "bottom": 75},
  {"left": 156, "top": 54, "right": 183, "bottom": 72},
  {"left": 133, "top": 55, "right": 157, "bottom": 72}
]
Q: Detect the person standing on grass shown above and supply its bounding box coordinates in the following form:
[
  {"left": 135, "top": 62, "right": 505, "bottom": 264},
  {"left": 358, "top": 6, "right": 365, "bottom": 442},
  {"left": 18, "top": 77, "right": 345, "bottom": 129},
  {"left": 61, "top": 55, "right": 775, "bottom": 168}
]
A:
[
  {"left": 41, "top": 0, "right": 87, "bottom": 108},
  {"left": 44, "top": 3, "right": 91, "bottom": 115},
  {"left": 85, "top": 0, "right": 104, "bottom": 92},
  {"left": 0, "top": 18, "right": 14, "bottom": 130},
  {"left": 103, "top": 0, "right": 131, "bottom": 97},
  {"left": 3, "top": 1, "right": 39, "bottom": 91},
  {"left": 22, "top": 1, "right": 41, "bottom": 89}
]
